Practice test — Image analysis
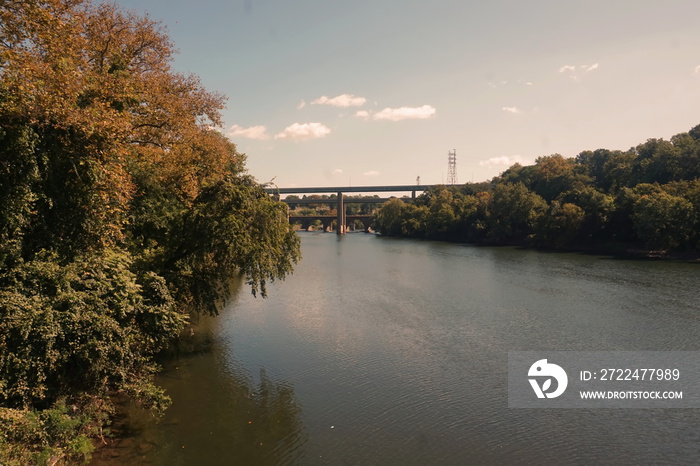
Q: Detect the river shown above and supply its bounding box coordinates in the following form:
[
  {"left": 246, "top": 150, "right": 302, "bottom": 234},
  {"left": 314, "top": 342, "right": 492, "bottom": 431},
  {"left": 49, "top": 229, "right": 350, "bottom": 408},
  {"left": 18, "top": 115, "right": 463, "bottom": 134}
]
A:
[{"left": 93, "top": 232, "right": 700, "bottom": 465}]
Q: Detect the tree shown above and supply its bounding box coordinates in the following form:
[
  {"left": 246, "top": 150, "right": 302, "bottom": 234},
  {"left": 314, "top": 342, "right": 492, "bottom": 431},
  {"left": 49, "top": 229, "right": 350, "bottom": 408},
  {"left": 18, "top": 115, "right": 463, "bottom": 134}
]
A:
[
  {"left": 556, "top": 186, "right": 615, "bottom": 243},
  {"left": 487, "top": 183, "right": 547, "bottom": 243},
  {"left": 1, "top": 0, "right": 235, "bottom": 264},
  {"left": 0, "top": 1, "right": 300, "bottom": 461},
  {"left": 536, "top": 202, "right": 585, "bottom": 248},
  {"left": 529, "top": 154, "right": 590, "bottom": 202},
  {"left": 400, "top": 203, "right": 429, "bottom": 237},
  {"left": 670, "top": 132, "right": 700, "bottom": 180},
  {"left": 373, "top": 198, "right": 406, "bottom": 236},
  {"left": 632, "top": 192, "right": 695, "bottom": 250},
  {"left": 426, "top": 187, "right": 457, "bottom": 239},
  {"left": 633, "top": 138, "right": 682, "bottom": 185},
  {"left": 452, "top": 194, "right": 481, "bottom": 241},
  {"left": 602, "top": 150, "right": 637, "bottom": 192},
  {"left": 576, "top": 148, "right": 625, "bottom": 192}
]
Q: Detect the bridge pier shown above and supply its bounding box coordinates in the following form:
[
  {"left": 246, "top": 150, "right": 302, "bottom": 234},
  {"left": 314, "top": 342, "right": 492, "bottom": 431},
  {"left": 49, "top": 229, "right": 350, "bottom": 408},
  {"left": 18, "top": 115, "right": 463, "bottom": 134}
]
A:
[{"left": 336, "top": 191, "right": 345, "bottom": 235}]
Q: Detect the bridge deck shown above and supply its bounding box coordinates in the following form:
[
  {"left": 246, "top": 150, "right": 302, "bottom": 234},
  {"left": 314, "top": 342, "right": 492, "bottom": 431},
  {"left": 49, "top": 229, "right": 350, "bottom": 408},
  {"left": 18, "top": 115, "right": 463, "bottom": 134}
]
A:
[
  {"left": 284, "top": 197, "right": 396, "bottom": 204},
  {"left": 265, "top": 184, "right": 438, "bottom": 194}
]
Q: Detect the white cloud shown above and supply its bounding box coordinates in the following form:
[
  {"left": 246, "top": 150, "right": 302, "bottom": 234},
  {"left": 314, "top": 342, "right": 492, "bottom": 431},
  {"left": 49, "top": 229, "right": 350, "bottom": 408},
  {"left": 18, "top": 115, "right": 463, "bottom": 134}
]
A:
[
  {"left": 355, "top": 110, "right": 370, "bottom": 119},
  {"left": 297, "top": 99, "right": 306, "bottom": 109},
  {"left": 694, "top": 65, "right": 700, "bottom": 75},
  {"left": 312, "top": 94, "right": 367, "bottom": 107},
  {"left": 502, "top": 106, "right": 522, "bottom": 114},
  {"left": 227, "top": 124, "right": 269, "bottom": 140},
  {"left": 363, "top": 170, "right": 380, "bottom": 176},
  {"left": 479, "top": 155, "right": 525, "bottom": 166},
  {"left": 559, "top": 63, "right": 599, "bottom": 81},
  {"left": 274, "top": 122, "right": 331, "bottom": 141},
  {"left": 333, "top": 168, "right": 343, "bottom": 175},
  {"left": 373, "top": 105, "right": 436, "bottom": 121},
  {"left": 525, "top": 82, "right": 533, "bottom": 86},
  {"left": 559, "top": 65, "right": 576, "bottom": 73},
  {"left": 488, "top": 80, "right": 509, "bottom": 88}
]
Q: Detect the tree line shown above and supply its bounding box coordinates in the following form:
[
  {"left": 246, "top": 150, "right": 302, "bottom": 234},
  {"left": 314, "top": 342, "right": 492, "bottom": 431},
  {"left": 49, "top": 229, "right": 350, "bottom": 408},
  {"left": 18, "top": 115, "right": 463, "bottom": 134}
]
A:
[
  {"left": 374, "top": 127, "right": 700, "bottom": 254},
  {"left": 0, "top": 1, "right": 300, "bottom": 463}
]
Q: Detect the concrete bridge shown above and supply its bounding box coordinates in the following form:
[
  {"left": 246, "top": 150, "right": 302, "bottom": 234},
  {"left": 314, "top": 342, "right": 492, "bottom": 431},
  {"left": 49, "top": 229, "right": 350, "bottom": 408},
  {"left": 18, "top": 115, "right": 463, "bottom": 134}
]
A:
[
  {"left": 289, "top": 215, "right": 373, "bottom": 232},
  {"left": 265, "top": 184, "right": 437, "bottom": 235},
  {"left": 284, "top": 197, "right": 391, "bottom": 206}
]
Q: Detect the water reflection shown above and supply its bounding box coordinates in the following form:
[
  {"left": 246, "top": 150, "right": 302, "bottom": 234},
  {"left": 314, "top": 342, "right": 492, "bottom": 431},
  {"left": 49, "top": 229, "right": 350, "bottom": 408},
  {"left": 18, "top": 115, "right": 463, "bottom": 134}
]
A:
[{"left": 91, "top": 313, "right": 307, "bottom": 466}]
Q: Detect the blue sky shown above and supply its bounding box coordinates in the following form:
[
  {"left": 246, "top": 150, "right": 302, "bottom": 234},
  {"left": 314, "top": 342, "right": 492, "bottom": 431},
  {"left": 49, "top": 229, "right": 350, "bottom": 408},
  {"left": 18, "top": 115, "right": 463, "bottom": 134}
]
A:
[{"left": 114, "top": 0, "right": 700, "bottom": 187}]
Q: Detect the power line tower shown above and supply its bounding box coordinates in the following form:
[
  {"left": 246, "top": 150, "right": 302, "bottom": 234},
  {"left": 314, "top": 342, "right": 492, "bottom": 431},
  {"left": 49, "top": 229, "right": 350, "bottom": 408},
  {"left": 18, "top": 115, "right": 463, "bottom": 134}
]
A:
[{"left": 447, "top": 149, "right": 457, "bottom": 185}]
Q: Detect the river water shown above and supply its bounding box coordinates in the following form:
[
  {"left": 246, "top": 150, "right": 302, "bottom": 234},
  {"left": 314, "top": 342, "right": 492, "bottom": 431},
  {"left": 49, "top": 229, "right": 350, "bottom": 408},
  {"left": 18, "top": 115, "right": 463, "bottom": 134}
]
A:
[{"left": 94, "top": 232, "right": 700, "bottom": 465}]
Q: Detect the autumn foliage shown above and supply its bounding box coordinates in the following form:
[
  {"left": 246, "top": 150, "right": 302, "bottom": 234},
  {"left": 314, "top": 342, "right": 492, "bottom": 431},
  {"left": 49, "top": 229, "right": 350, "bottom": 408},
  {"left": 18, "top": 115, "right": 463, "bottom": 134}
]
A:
[{"left": 0, "top": 1, "right": 300, "bottom": 463}]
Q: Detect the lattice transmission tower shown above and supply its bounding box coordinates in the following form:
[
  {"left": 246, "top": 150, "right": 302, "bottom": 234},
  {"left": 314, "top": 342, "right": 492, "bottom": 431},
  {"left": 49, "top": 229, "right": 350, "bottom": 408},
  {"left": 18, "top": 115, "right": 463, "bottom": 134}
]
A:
[{"left": 447, "top": 149, "right": 457, "bottom": 185}]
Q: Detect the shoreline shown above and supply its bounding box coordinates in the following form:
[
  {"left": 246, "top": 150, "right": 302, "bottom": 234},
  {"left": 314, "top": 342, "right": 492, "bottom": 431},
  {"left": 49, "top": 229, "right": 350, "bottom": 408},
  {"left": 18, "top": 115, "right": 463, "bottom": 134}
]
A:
[{"left": 374, "top": 233, "right": 700, "bottom": 262}]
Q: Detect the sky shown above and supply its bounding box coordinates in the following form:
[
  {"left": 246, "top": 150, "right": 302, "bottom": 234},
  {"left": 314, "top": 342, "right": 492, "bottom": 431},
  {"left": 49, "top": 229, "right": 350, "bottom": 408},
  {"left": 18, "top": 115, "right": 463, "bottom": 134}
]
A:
[{"left": 113, "top": 0, "right": 700, "bottom": 188}]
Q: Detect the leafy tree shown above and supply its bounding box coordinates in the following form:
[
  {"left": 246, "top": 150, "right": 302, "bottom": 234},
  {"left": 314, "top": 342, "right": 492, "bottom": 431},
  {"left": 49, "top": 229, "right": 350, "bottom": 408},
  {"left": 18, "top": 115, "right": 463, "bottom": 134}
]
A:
[
  {"left": 536, "top": 202, "right": 585, "bottom": 248},
  {"left": 373, "top": 198, "right": 405, "bottom": 236},
  {"left": 497, "top": 162, "right": 537, "bottom": 187},
  {"left": 576, "top": 148, "right": 628, "bottom": 192},
  {"left": 451, "top": 194, "right": 481, "bottom": 241},
  {"left": 0, "top": 250, "right": 183, "bottom": 409},
  {"left": 426, "top": 187, "right": 457, "bottom": 239},
  {"left": 0, "top": 250, "right": 185, "bottom": 463},
  {"left": 169, "top": 176, "right": 300, "bottom": 308},
  {"left": 487, "top": 183, "right": 547, "bottom": 243},
  {"left": 459, "top": 181, "right": 492, "bottom": 196},
  {"left": 632, "top": 191, "right": 695, "bottom": 250},
  {"left": 556, "top": 186, "right": 614, "bottom": 243},
  {"left": 602, "top": 150, "right": 637, "bottom": 192},
  {"left": 529, "top": 154, "right": 590, "bottom": 202},
  {"left": 633, "top": 138, "right": 682, "bottom": 185},
  {"left": 670, "top": 131, "right": 700, "bottom": 180},
  {"left": 400, "top": 203, "right": 429, "bottom": 237},
  {"left": 0, "top": 1, "right": 300, "bottom": 461}
]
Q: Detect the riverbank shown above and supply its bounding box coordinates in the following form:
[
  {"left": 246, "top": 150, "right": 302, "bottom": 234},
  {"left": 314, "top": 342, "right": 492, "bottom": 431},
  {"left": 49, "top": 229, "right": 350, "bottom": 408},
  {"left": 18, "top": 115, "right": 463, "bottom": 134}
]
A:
[
  {"left": 90, "top": 314, "right": 220, "bottom": 465},
  {"left": 377, "top": 231, "right": 700, "bottom": 262},
  {"left": 522, "top": 241, "right": 700, "bottom": 262}
]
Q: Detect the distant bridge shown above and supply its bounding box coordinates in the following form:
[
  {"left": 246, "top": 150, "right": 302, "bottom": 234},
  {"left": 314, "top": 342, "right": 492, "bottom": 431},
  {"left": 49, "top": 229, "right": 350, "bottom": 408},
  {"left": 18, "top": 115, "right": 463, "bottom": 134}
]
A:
[
  {"left": 265, "top": 185, "right": 438, "bottom": 196},
  {"left": 265, "top": 184, "right": 438, "bottom": 234},
  {"left": 284, "top": 197, "right": 392, "bottom": 206},
  {"left": 288, "top": 215, "right": 373, "bottom": 233}
]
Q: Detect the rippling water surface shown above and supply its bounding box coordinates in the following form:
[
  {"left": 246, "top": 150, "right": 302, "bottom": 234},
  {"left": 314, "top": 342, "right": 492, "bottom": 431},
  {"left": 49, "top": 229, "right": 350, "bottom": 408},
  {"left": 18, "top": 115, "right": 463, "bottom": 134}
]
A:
[{"left": 94, "top": 232, "right": 700, "bottom": 465}]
